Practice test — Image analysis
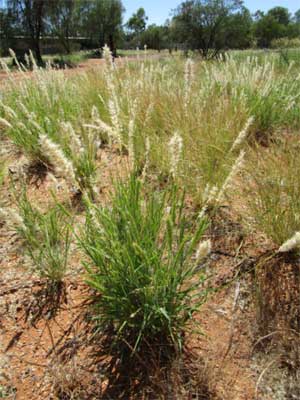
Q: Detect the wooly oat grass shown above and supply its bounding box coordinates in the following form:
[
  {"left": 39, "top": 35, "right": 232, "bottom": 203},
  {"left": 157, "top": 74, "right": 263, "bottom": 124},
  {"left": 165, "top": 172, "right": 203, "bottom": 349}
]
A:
[
  {"left": 241, "top": 137, "right": 300, "bottom": 250},
  {"left": 0, "top": 186, "right": 73, "bottom": 283},
  {"left": 1, "top": 53, "right": 300, "bottom": 211},
  {"left": 78, "top": 174, "right": 210, "bottom": 353}
]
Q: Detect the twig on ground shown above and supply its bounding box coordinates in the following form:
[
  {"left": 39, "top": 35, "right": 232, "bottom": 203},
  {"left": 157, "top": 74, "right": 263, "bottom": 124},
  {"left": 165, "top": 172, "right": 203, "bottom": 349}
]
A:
[
  {"left": 222, "top": 281, "right": 240, "bottom": 360},
  {"left": 255, "top": 359, "right": 278, "bottom": 399}
]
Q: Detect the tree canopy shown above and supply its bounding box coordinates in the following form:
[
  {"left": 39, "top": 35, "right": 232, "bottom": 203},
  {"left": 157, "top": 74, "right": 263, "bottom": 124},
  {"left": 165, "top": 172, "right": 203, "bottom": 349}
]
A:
[
  {"left": 171, "top": 0, "right": 245, "bottom": 57},
  {"left": 126, "top": 7, "right": 148, "bottom": 35},
  {"left": 1, "top": 0, "right": 300, "bottom": 60},
  {"left": 1, "top": 0, "right": 124, "bottom": 60}
]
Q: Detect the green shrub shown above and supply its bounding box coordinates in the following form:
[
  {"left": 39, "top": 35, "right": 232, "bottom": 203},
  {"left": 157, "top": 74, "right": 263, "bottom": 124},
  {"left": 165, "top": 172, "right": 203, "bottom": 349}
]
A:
[
  {"left": 271, "top": 37, "right": 300, "bottom": 49},
  {"left": 79, "top": 175, "right": 209, "bottom": 352}
]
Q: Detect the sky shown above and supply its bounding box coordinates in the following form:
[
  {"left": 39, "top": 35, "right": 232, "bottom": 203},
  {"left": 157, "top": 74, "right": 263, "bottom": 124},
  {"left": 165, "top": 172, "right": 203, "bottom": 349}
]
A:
[
  {"left": 124, "top": 0, "right": 300, "bottom": 25},
  {"left": 0, "top": 0, "right": 299, "bottom": 25}
]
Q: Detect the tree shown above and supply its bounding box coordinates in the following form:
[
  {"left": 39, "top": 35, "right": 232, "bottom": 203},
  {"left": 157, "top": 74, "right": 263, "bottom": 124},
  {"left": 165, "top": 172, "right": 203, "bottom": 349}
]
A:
[
  {"left": 140, "top": 24, "right": 170, "bottom": 51},
  {"left": 294, "top": 9, "right": 300, "bottom": 24},
  {"left": 253, "top": 10, "right": 264, "bottom": 21},
  {"left": 224, "top": 6, "right": 253, "bottom": 49},
  {"left": 126, "top": 7, "right": 148, "bottom": 35},
  {"left": 254, "top": 14, "right": 285, "bottom": 47},
  {"left": 80, "top": 0, "right": 124, "bottom": 56},
  {"left": 0, "top": 8, "right": 14, "bottom": 55},
  {"left": 268, "top": 7, "right": 290, "bottom": 26},
  {"left": 172, "top": 0, "right": 243, "bottom": 58},
  {"left": 253, "top": 7, "right": 297, "bottom": 48},
  {"left": 7, "top": 0, "right": 47, "bottom": 64},
  {"left": 46, "top": 0, "right": 78, "bottom": 54}
]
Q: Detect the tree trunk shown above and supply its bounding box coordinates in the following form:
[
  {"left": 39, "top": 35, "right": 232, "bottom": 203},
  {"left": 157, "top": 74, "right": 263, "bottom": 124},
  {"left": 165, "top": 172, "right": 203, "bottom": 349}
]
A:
[
  {"left": 65, "top": 24, "right": 71, "bottom": 54},
  {"left": 109, "top": 34, "right": 116, "bottom": 58},
  {"left": 34, "top": 39, "right": 43, "bottom": 64},
  {"left": 34, "top": 0, "right": 44, "bottom": 65},
  {"left": 26, "top": 0, "right": 44, "bottom": 65}
]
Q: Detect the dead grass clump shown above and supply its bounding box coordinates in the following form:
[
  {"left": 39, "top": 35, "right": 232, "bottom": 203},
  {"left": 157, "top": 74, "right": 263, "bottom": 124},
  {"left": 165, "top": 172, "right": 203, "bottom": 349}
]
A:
[
  {"left": 255, "top": 253, "right": 300, "bottom": 338},
  {"left": 24, "top": 159, "right": 52, "bottom": 186},
  {"left": 24, "top": 281, "right": 67, "bottom": 326},
  {"left": 253, "top": 253, "right": 300, "bottom": 398}
]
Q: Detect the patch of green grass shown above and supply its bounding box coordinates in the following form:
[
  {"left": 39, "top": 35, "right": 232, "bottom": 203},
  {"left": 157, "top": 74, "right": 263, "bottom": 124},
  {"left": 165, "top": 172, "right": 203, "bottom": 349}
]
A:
[
  {"left": 117, "top": 49, "right": 160, "bottom": 57},
  {"left": 15, "top": 189, "right": 73, "bottom": 282},
  {"left": 79, "top": 175, "right": 209, "bottom": 352}
]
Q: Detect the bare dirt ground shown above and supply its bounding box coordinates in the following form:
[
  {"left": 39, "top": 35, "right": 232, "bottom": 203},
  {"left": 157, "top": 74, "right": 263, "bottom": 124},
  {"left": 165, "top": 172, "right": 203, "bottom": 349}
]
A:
[
  {"left": 0, "top": 141, "right": 265, "bottom": 400},
  {"left": 0, "top": 54, "right": 165, "bottom": 88}
]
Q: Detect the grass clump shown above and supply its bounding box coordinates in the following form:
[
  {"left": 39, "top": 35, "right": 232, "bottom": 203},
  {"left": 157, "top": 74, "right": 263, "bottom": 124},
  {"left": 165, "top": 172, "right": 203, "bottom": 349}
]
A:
[
  {"left": 39, "top": 126, "right": 98, "bottom": 199},
  {"left": 23, "top": 210, "right": 71, "bottom": 283},
  {"left": 1, "top": 188, "right": 72, "bottom": 283},
  {"left": 2, "top": 54, "right": 300, "bottom": 206},
  {"left": 243, "top": 138, "right": 300, "bottom": 249},
  {"left": 21, "top": 205, "right": 71, "bottom": 283},
  {"left": 79, "top": 174, "right": 209, "bottom": 353}
]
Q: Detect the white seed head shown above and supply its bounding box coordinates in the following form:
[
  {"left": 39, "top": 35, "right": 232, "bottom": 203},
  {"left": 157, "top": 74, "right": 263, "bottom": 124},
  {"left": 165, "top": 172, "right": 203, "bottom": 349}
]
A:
[
  {"left": 61, "top": 121, "right": 83, "bottom": 155},
  {"left": 202, "top": 184, "right": 219, "bottom": 205},
  {"left": 102, "top": 44, "right": 114, "bottom": 69},
  {"left": 39, "top": 135, "right": 76, "bottom": 184},
  {"left": 184, "top": 58, "right": 195, "bottom": 110},
  {"left": 0, "top": 118, "right": 12, "bottom": 129},
  {"left": 1, "top": 104, "right": 17, "bottom": 119},
  {"left": 142, "top": 136, "right": 151, "bottom": 181},
  {"left": 108, "top": 99, "right": 122, "bottom": 145},
  {"left": 278, "top": 232, "right": 300, "bottom": 253},
  {"left": 217, "top": 150, "right": 245, "bottom": 203},
  {"left": 196, "top": 239, "right": 211, "bottom": 263},
  {"left": 169, "top": 131, "right": 183, "bottom": 178},
  {"left": 91, "top": 105, "right": 100, "bottom": 121},
  {"left": 230, "top": 116, "right": 254, "bottom": 152},
  {"left": 0, "top": 207, "right": 25, "bottom": 229},
  {"left": 128, "top": 119, "right": 135, "bottom": 169}
]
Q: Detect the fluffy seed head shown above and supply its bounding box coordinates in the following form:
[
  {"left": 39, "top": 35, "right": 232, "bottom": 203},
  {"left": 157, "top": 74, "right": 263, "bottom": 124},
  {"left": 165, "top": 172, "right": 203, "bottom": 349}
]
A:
[
  {"left": 0, "top": 207, "right": 25, "bottom": 229},
  {"left": 169, "top": 131, "right": 183, "bottom": 178},
  {"left": 39, "top": 134, "right": 76, "bottom": 184},
  {"left": 0, "top": 118, "right": 12, "bottom": 129},
  {"left": 230, "top": 116, "right": 254, "bottom": 152},
  {"left": 142, "top": 136, "right": 151, "bottom": 181},
  {"left": 278, "top": 232, "right": 300, "bottom": 253},
  {"left": 183, "top": 58, "right": 195, "bottom": 110},
  {"left": 217, "top": 150, "right": 245, "bottom": 203},
  {"left": 128, "top": 119, "right": 135, "bottom": 169},
  {"left": 102, "top": 44, "right": 114, "bottom": 69},
  {"left": 108, "top": 99, "right": 122, "bottom": 145},
  {"left": 61, "top": 122, "right": 83, "bottom": 155},
  {"left": 196, "top": 239, "right": 211, "bottom": 263}
]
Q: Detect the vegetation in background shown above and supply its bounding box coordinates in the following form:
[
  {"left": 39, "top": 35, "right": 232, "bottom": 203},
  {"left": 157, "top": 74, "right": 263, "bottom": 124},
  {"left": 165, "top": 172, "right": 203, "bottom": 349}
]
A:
[
  {"left": 2, "top": 0, "right": 124, "bottom": 62},
  {"left": 2, "top": 52, "right": 300, "bottom": 205},
  {"left": 172, "top": 0, "right": 250, "bottom": 58},
  {"left": 1, "top": 0, "right": 300, "bottom": 62}
]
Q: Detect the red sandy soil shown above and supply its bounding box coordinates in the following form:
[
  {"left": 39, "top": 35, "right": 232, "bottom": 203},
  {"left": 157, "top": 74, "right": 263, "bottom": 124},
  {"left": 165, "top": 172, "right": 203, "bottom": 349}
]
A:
[
  {"left": 0, "top": 54, "right": 165, "bottom": 88},
  {"left": 0, "top": 142, "right": 266, "bottom": 400}
]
